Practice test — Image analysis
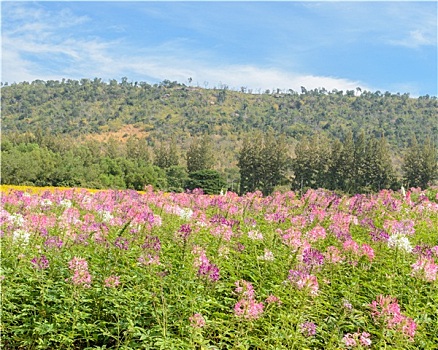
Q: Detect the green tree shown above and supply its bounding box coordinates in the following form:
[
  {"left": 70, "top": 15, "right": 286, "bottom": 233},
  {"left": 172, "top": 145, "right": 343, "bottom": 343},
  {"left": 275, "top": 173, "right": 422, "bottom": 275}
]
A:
[
  {"left": 186, "top": 169, "right": 226, "bottom": 194},
  {"left": 154, "top": 138, "right": 179, "bottom": 169},
  {"left": 292, "top": 134, "right": 332, "bottom": 191},
  {"left": 403, "top": 136, "right": 437, "bottom": 188},
  {"left": 238, "top": 131, "right": 290, "bottom": 195},
  {"left": 186, "top": 134, "right": 214, "bottom": 173}
]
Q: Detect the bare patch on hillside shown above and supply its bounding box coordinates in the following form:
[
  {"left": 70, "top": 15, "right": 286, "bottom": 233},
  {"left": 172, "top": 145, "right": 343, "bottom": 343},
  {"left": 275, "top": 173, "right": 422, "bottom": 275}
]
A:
[{"left": 84, "top": 124, "right": 150, "bottom": 142}]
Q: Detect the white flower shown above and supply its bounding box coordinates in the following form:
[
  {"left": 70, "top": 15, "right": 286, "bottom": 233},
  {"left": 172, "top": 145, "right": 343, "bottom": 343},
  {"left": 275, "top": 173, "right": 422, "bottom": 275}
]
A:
[
  {"left": 59, "top": 199, "right": 72, "bottom": 208},
  {"left": 12, "top": 229, "right": 31, "bottom": 246},
  {"left": 388, "top": 234, "right": 413, "bottom": 253},
  {"left": 40, "top": 199, "right": 53, "bottom": 207},
  {"left": 248, "top": 230, "right": 263, "bottom": 240},
  {"left": 258, "top": 249, "right": 275, "bottom": 261},
  {"left": 100, "top": 210, "right": 114, "bottom": 223},
  {"left": 179, "top": 208, "right": 193, "bottom": 220},
  {"left": 218, "top": 246, "right": 230, "bottom": 259},
  {"left": 10, "top": 213, "right": 25, "bottom": 227}
]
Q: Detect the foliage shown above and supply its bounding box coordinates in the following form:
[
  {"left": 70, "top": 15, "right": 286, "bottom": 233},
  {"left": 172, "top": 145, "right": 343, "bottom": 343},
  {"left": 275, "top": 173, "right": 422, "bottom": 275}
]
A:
[
  {"left": 1, "top": 79, "right": 438, "bottom": 194},
  {"left": 186, "top": 135, "right": 214, "bottom": 173},
  {"left": 292, "top": 132, "right": 399, "bottom": 194},
  {"left": 186, "top": 169, "right": 226, "bottom": 194},
  {"left": 238, "top": 131, "right": 290, "bottom": 195},
  {"left": 403, "top": 136, "right": 438, "bottom": 189},
  {"left": 1, "top": 187, "right": 438, "bottom": 349}
]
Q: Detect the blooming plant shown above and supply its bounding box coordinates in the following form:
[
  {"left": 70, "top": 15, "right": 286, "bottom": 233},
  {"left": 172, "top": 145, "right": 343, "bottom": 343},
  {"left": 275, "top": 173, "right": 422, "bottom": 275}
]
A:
[{"left": 1, "top": 187, "right": 437, "bottom": 349}]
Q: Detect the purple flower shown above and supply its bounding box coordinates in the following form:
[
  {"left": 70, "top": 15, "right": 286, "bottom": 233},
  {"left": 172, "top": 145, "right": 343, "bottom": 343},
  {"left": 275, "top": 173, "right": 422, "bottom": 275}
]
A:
[
  {"left": 31, "top": 255, "right": 50, "bottom": 270},
  {"left": 176, "top": 224, "right": 192, "bottom": 241},
  {"left": 44, "top": 236, "right": 64, "bottom": 249},
  {"left": 300, "top": 321, "right": 316, "bottom": 337},
  {"left": 114, "top": 237, "right": 129, "bottom": 250},
  {"left": 141, "top": 235, "right": 161, "bottom": 252},
  {"left": 198, "top": 262, "right": 220, "bottom": 282},
  {"left": 302, "top": 248, "right": 324, "bottom": 268}
]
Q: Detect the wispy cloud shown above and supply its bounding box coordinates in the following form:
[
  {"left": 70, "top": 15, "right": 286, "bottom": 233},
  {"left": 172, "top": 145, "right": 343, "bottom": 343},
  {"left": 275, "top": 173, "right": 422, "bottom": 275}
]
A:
[
  {"left": 1, "top": 2, "right": 435, "bottom": 95},
  {"left": 1, "top": 2, "right": 368, "bottom": 92}
]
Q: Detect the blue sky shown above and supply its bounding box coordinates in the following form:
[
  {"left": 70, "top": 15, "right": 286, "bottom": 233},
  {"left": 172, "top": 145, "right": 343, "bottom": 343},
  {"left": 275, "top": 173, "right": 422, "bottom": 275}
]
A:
[{"left": 2, "top": 1, "right": 437, "bottom": 96}]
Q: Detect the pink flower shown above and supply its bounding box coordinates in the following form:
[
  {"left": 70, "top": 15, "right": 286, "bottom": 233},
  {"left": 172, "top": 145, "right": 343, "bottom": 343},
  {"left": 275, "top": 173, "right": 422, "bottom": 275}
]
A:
[
  {"left": 234, "top": 298, "right": 264, "bottom": 320},
  {"left": 66, "top": 257, "right": 92, "bottom": 288},
  {"left": 342, "top": 331, "right": 372, "bottom": 348},
  {"left": 288, "top": 269, "right": 319, "bottom": 296},
  {"left": 235, "top": 280, "right": 255, "bottom": 299},
  {"left": 361, "top": 244, "right": 375, "bottom": 262},
  {"left": 324, "top": 246, "right": 344, "bottom": 264},
  {"left": 300, "top": 321, "right": 316, "bottom": 337},
  {"left": 265, "top": 294, "right": 282, "bottom": 305},
  {"left": 189, "top": 313, "right": 206, "bottom": 328},
  {"left": 343, "top": 240, "right": 359, "bottom": 254},
  {"left": 342, "top": 333, "right": 357, "bottom": 347},
  {"left": 359, "top": 332, "right": 372, "bottom": 346},
  {"left": 104, "top": 275, "right": 120, "bottom": 288},
  {"left": 369, "top": 295, "right": 416, "bottom": 340},
  {"left": 306, "top": 226, "right": 326, "bottom": 242},
  {"left": 411, "top": 257, "right": 437, "bottom": 282}
]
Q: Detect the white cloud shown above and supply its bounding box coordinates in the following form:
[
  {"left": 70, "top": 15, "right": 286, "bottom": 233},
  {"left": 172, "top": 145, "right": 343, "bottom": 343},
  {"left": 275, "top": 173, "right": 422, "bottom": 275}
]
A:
[
  {"left": 3, "top": 1, "right": 423, "bottom": 94},
  {"left": 389, "top": 29, "right": 437, "bottom": 49},
  {"left": 1, "top": 3, "right": 370, "bottom": 93}
]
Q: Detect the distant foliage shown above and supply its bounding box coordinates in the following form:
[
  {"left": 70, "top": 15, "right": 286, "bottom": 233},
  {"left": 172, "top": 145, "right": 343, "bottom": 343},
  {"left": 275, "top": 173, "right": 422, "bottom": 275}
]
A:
[
  {"left": 1, "top": 79, "right": 437, "bottom": 193},
  {"left": 186, "top": 170, "right": 226, "bottom": 195}
]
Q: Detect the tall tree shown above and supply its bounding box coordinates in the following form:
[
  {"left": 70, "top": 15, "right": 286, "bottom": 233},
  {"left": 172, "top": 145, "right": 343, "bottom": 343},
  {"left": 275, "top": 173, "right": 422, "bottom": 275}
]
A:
[
  {"left": 238, "top": 131, "right": 290, "bottom": 195},
  {"left": 292, "top": 134, "right": 332, "bottom": 191},
  {"left": 154, "top": 138, "right": 179, "bottom": 169},
  {"left": 403, "top": 136, "right": 437, "bottom": 188},
  {"left": 186, "top": 134, "right": 214, "bottom": 173}
]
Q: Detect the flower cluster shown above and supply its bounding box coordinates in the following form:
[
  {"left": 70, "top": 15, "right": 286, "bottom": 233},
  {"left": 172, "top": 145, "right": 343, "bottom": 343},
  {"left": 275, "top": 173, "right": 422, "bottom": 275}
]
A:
[
  {"left": 176, "top": 223, "right": 192, "bottom": 242},
  {"left": 247, "top": 230, "right": 263, "bottom": 240},
  {"left": 114, "top": 237, "right": 129, "bottom": 250},
  {"left": 66, "top": 257, "right": 92, "bottom": 288},
  {"left": 234, "top": 280, "right": 264, "bottom": 320},
  {"left": 104, "top": 275, "right": 120, "bottom": 288},
  {"left": 192, "top": 246, "right": 220, "bottom": 282},
  {"left": 302, "top": 247, "right": 325, "bottom": 268},
  {"left": 411, "top": 257, "right": 437, "bottom": 282},
  {"left": 288, "top": 269, "right": 319, "bottom": 296},
  {"left": 387, "top": 234, "right": 413, "bottom": 253},
  {"left": 189, "top": 313, "right": 206, "bottom": 328},
  {"left": 12, "top": 229, "right": 31, "bottom": 246},
  {"left": 300, "top": 321, "right": 317, "bottom": 337},
  {"left": 257, "top": 249, "right": 275, "bottom": 261},
  {"left": 44, "top": 236, "right": 64, "bottom": 249},
  {"left": 342, "top": 331, "right": 372, "bottom": 348},
  {"left": 306, "top": 225, "right": 326, "bottom": 242},
  {"left": 31, "top": 255, "right": 50, "bottom": 270},
  {"left": 369, "top": 295, "right": 417, "bottom": 340}
]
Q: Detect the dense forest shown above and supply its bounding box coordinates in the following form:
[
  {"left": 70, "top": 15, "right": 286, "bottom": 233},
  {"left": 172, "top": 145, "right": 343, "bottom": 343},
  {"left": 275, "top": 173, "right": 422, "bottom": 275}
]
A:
[{"left": 1, "top": 79, "right": 437, "bottom": 194}]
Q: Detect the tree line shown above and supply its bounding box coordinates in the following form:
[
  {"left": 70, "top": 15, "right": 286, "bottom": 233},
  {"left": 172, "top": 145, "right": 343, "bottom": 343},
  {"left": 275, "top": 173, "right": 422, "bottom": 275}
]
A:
[{"left": 1, "top": 131, "right": 436, "bottom": 195}]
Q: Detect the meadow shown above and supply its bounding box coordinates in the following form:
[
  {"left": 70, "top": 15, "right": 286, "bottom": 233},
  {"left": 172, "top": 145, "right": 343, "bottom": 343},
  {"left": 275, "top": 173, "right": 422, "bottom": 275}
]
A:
[{"left": 1, "top": 186, "right": 437, "bottom": 349}]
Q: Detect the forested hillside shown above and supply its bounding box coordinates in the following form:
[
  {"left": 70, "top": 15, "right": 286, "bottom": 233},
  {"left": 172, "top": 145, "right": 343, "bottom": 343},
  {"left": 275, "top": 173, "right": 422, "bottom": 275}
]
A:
[
  {"left": 1, "top": 79, "right": 437, "bottom": 193},
  {"left": 2, "top": 79, "right": 437, "bottom": 145}
]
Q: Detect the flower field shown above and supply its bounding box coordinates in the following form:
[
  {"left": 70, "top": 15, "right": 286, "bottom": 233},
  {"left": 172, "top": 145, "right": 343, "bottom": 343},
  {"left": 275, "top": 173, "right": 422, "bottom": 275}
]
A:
[{"left": 1, "top": 186, "right": 437, "bottom": 349}]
